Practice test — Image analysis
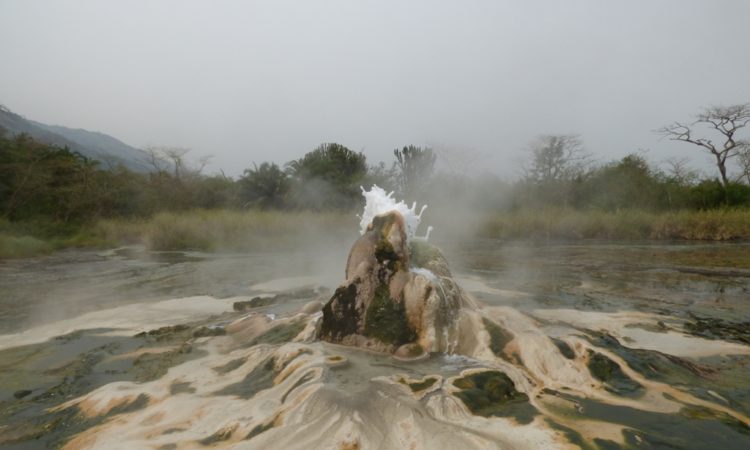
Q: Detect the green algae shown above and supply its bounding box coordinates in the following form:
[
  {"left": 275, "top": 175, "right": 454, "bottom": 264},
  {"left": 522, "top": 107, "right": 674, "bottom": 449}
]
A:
[
  {"left": 452, "top": 371, "right": 537, "bottom": 424},
  {"left": 214, "top": 357, "right": 277, "bottom": 399},
  {"left": 249, "top": 320, "right": 306, "bottom": 346},
  {"left": 409, "top": 240, "right": 443, "bottom": 268},
  {"left": 552, "top": 337, "right": 576, "bottom": 359},
  {"left": 132, "top": 343, "right": 199, "bottom": 383},
  {"left": 586, "top": 350, "right": 643, "bottom": 397},
  {"left": 684, "top": 316, "right": 750, "bottom": 345},
  {"left": 212, "top": 357, "right": 247, "bottom": 375},
  {"left": 544, "top": 419, "right": 599, "bottom": 450},
  {"left": 199, "top": 424, "right": 236, "bottom": 445},
  {"left": 364, "top": 284, "right": 416, "bottom": 345},
  {"left": 400, "top": 376, "right": 438, "bottom": 392},
  {"left": 481, "top": 318, "right": 514, "bottom": 359},
  {"left": 245, "top": 420, "right": 275, "bottom": 440},
  {"left": 281, "top": 371, "right": 316, "bottom": 403},
  {"left": 587, "top": 332, "right": 750, "bottom": 415},
  {"left": 559, "top": 393, "right": 750, "bottom": 449},
  {"left": 169, "top": 381, "right": 196, "bottom": 395}
]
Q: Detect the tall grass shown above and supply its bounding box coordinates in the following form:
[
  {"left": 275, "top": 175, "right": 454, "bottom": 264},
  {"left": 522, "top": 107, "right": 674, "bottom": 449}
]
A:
[
  {"left": 2, "top": 208, "right": 749, "bottom": 259},
  {"left": 93, "top": 209, "right": 359, "bottom": 251},
  {"left": 480, "top": 209, "right": 750, "bottom": 241}
]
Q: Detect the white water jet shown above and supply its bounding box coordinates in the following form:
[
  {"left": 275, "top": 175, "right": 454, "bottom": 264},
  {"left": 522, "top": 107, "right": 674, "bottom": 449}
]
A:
[{"left": 358, "top": 185, "right": 432, "bottom": 241}]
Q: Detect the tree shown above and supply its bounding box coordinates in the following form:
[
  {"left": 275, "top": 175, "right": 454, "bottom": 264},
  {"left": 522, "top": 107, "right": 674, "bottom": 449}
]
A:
[
  {"left": 141, "top": 146, "right": 213, "bottom": 210},
  {"left": 657, "top": 103, "right": 750, "bottom": 188},
  {"left": 520, "top": 135, "right": 592, "bottom": 208},
  {"left": 393, "top": 145, "right": 436, "bottom": 199},
  {"left": 239, "top": 162, "right": 290, "bottom": 209},
  {"left": 577, "top": 154, "right": 668, "bottom": 211},
  {"left": 286, "top": 143, "right": 367, "bottom": 209},
  {"left": 364, "top": 162, "right": 397, "bottom": 193},
  {"left": 524, "top": 134, "right": 591, "bottom": 183}
]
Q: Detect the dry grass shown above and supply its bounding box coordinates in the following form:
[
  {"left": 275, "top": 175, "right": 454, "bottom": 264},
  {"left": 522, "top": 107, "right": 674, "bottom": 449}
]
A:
[
  {"left": 3, "top": 208, "right": 749, "bottom": 259},
  {"left": 480, "top": 209, "right": 750, "bottom": 241},
  {"left": 93, "top": 209, "right": 359, "bottom": 251}
]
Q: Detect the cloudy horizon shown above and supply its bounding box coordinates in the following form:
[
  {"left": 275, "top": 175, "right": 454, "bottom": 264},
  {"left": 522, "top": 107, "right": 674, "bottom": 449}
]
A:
[{"left": 2, "top": 0, "right": 749, "bottom": 179}]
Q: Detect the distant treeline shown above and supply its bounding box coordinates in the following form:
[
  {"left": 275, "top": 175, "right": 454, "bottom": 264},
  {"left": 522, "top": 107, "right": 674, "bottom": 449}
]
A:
[{"left": 2, "top": 129, "right": 750, "bottom": 230}]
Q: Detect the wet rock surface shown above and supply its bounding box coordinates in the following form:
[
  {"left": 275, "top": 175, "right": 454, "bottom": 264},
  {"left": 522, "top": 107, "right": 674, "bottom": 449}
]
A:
[
  {"left": 1, "top": 240, "right": 750, "bottom": 449},
  {"left": 319, "top": 211, "right": 465, "bottom": 353}
]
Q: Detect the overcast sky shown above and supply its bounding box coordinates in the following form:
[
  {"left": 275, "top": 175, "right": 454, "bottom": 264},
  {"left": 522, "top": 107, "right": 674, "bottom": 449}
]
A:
[{"left": 2, "top": 0, "right": 749, "bottom": 178}]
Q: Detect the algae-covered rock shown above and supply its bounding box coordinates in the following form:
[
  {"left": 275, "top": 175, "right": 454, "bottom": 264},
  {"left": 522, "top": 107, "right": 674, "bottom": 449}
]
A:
[
  {"left": 452, "top": 370, "right": 537, "bottom": 423},
  {"left": 318, "top": 210, "right": 466, "bottom": 353}
]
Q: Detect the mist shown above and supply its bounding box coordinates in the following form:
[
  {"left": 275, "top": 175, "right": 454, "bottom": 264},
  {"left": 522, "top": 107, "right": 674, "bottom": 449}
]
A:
[
  {"left": 3, "top": 2, "right": 750, "bottom": 449},
  {"left": 2, "top": 0, "right": 750, "bottom": 177}
]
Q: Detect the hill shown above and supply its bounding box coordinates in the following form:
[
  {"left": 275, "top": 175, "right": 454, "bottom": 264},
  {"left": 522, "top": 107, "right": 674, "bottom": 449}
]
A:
[{"left": 0, "top": 105, "right": 153, "bottom": 172}]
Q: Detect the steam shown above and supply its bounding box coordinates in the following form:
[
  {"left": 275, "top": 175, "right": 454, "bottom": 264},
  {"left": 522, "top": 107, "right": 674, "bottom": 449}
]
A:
[{"left": 358, "top": 185, "right": 433, "bottom": 240}]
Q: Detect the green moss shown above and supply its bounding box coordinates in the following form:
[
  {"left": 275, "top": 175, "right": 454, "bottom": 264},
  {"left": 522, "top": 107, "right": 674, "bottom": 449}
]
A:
[
  {"left": 364, "top": 284, "right": 416, "bottom": 345},
  {"left": 453, "top": 371, "right": 537, "bottom": 423}
]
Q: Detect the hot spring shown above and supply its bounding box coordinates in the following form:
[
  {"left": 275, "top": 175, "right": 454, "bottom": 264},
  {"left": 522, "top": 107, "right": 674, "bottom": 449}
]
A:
[{"left": 0, "top": 187, "right": 749, "bottom": 449}]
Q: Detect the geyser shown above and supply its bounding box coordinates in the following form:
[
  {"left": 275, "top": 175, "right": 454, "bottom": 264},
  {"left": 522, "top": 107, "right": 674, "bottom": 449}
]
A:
[{"left": 318, "top": 186, "right": 471, "bottom": 356}]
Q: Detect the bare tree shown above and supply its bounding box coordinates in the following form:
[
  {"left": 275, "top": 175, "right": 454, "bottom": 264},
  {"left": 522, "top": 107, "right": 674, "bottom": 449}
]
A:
[
  {"left": 663, "top": 156, "right": 698, "bottom": 185},
  {"left": 524, "top": 134, "right": 592, "bottom": 182},
  {"left": 144, "top": 147, "right": 171, "bottom": 173},
  {"left": 739, "top": 148, "right": 750, "bottom": 184},
  {"left": 657, "top": 103, "right": 750, "bottom": 187},
  {"left": 144, "top": 146, "right": 211, "bottom": 179}
]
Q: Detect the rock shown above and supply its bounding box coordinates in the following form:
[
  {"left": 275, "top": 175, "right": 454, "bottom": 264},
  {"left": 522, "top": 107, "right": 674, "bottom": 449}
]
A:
[{"left": 318, "top": 210, "right": 467, "bottom": 353}]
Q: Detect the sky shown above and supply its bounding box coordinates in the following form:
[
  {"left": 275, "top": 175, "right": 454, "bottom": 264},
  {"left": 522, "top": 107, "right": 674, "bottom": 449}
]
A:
[{"left": 1, "top": 0, "right": 749, "bottom": 178}]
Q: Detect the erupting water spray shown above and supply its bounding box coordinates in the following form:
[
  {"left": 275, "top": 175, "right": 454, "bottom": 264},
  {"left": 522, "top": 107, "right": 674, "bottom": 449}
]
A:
[{"left": 358, "top": 185, "right": 433, "bottom": 241}]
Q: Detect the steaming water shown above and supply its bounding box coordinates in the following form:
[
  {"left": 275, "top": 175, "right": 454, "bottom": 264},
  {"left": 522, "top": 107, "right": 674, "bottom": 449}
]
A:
[{"left": 1, "top": 241, "right": 749, "bottom": 449}]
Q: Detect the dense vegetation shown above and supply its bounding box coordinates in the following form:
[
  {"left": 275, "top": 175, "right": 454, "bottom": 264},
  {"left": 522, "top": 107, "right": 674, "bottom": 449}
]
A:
[{"left": 1, "top": 103, "right": 750, "bottom": 258}]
